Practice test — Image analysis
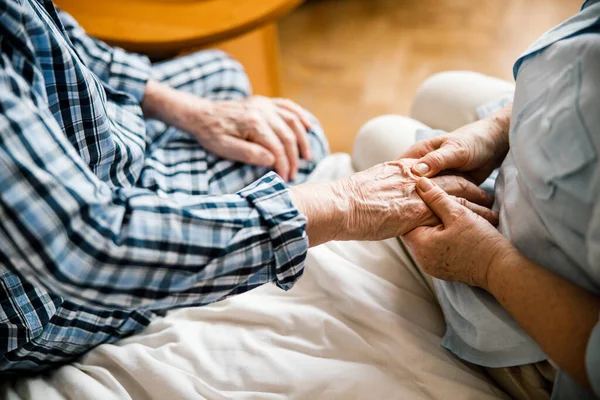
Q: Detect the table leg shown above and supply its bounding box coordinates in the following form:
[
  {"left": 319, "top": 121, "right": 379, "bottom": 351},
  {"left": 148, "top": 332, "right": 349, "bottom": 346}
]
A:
[{"left": 211, "top": 23, "right": 282, "bottom": 97}]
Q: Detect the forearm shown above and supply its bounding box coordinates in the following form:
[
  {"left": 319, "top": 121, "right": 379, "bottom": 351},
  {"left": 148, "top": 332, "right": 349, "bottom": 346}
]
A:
[
  {"left": 142, "top": 79, "right": 211, "bottom": 129},
  {"left": 486, "top": 247, "right": 600, "bottom": 389},
  {"left": 486, "top": 103, "right": 512, "bottom": 167},
  {"left": 14, "top": 174, "right": 308, "bottom": 309},
  {"left": 289, "top": 182, "right": 348, "bottom": 247}
]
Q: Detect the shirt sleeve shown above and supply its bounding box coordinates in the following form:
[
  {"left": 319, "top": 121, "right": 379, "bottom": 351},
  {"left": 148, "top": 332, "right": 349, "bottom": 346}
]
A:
[
  {"left": 585, "top": 201, "right": 600, "bottom": 397},
  {"left": 0, "top": 56, "right": 308, "bottom": 312},
  {"left": 56, "top": 9, "right": 152, "bottom": 102}
]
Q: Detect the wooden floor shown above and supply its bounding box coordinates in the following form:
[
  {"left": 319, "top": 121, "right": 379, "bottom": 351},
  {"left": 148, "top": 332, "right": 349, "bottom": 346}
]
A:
[{"left": 278, "top": 0, "right": 582, "bottom": 153}]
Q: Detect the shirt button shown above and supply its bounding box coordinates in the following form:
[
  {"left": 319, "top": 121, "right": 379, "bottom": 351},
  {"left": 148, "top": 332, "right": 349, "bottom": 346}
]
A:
[{"left": 541, "top": 118, "right": 551, "bottom": 131}]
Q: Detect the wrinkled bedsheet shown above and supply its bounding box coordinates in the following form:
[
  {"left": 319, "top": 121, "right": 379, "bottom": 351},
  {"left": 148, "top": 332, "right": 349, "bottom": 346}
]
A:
[{"left": 2, "top": 155, "right": 508, "bottom": 400}]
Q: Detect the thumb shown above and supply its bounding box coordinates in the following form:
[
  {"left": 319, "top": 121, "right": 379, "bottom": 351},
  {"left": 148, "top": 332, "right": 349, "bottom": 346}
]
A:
[
  {"left": 412, "top": 144, "right": 465, "bottom": 177},
  {"left": 415, "top": 177, "right": 466, "bottom": 225}
]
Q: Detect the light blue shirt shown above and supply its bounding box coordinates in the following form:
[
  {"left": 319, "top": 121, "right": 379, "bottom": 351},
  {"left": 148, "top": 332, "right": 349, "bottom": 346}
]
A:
[{"left": 431, "top": 1, "right": 600, "bottom": 398}]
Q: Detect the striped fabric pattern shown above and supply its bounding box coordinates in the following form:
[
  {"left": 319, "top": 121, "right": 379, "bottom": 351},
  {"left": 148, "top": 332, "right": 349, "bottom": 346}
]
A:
[{"left": 0, "top": 0, "right": 328, "bottom": 373}]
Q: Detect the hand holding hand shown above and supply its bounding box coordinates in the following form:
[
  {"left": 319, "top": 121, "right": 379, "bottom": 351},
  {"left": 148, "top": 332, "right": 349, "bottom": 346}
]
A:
[
  {"left": 403, "top": 177, "right": 511, "bottom": 288},
  {"left": 291, "top": 158, "right": 499, "bottom": 246},
  {"left": 334, "top": 159, "right": 498, "bottom": 241},
  {"left": 402, "top": 105, "right": 512, "bottom": 184}
]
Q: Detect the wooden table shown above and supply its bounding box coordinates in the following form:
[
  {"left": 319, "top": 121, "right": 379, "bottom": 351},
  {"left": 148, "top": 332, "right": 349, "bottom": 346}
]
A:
[{"left": 55, "top": 0, "right": 304, "bottom": 96}]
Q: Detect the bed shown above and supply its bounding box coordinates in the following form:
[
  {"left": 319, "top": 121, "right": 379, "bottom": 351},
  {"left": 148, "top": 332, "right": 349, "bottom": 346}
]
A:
[{"left": 2, "top": 154, "right": 508, "bottom": 400}]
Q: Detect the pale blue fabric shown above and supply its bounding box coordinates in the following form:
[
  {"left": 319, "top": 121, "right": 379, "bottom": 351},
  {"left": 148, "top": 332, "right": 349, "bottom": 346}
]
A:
[{"left": 421, "top": 1, "right": 600, "bottom": 398}]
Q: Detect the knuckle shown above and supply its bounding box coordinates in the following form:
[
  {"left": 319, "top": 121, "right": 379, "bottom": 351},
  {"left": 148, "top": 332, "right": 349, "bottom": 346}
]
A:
[
  {"left": 428, "top": 152, "right": 446, "bottom": 168},
  {"left": 456, "top": 176, "right": 469, "bottom": 192},
  {"left": 246, "top": 113, "right": 262, "bottom": 127},
  {"left": 450, "top": 196, "right": 468, "bottom": 212},
  {"left": 482, "top": 189, "right": 492, "bottom": 201},
  {"left": 279, "top": 112, "right": 293, "bottom": 122},
  {"left": 450, "top": 209, "right": 465, "bottom": 220},
  {"left": 282, "top": 133, "right": 297, "bottom": 145},
  {"left": 452, "top": 142, "right": 470, "bottom": 160},
  {"left": 288, "top": 114, "right": 302, "bottom": 127},
  {"left": 273, "top": 143, "right": 287, "bottom": 157},
  {"left": 429, "top": 190, "right": 447, "bottom": 204},
  {"left": 455, "top": 196, "right": 469, "bottom": 208}
]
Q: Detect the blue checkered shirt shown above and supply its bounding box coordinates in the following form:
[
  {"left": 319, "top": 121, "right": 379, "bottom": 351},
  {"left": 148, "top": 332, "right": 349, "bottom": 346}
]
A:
[{"left": 0, "top": 0, "right": 323, "bottom": 373}]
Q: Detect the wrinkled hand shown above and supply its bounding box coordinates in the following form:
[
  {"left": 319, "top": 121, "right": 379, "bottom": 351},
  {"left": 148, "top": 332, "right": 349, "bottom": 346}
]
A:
[
  {"left": 402, "top": 105, "right": 512, "bottom": 184},
  {"left": 329, "top": 159, "right": 498, "bottom": 242},
  {"left": 403, "top": 177, "right": 511, "bottom": 288},
  {"left": 186, "top": 95, "right": 313, "bottom": 181},
  {"left": 142, "top": 80, "right": 314, "bottom": 182}
]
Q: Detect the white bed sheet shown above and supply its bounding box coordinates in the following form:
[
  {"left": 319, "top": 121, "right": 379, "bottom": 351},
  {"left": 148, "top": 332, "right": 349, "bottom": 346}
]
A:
[{"left": 2, "top": 154, "right": 509, "bottom": 400}]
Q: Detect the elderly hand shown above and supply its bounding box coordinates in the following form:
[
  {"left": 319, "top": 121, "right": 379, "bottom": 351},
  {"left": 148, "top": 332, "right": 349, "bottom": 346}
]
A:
[
  {"left": 403, "top": 177, "right": 511, "bottom": 288},
  {"left": 402, "top": 104, "right": 512, "bottom": 184},
  {"left": 188, "top": 96, "right": 313, "bottom": 182},
  {"left": 291, "top": 159, "right": 498, "bottom": 246},
  {"left": 142, "top": 80, "right": 312, "bottom": 182}
]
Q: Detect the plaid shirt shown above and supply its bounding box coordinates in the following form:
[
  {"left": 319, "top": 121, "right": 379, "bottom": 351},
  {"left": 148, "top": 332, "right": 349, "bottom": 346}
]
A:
[{"left": 0, "top": 0, "right": 326, "bottom": 373}]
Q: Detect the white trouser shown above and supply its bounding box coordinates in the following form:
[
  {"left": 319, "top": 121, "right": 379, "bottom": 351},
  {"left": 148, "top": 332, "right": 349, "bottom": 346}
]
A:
[
  {"left": 4, "top": 73, "right": 519, "bottom": 400},
  {"left": 5, "top": 72, "right": 535, "bottom": 400},
  {"left": 351, "top": 71, "right": 515, "bottom": 172}
]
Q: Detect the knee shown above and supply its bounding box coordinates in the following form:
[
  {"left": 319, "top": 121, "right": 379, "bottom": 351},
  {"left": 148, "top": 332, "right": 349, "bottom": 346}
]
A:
[
  {"left": 352, "top": 115, "right": 423, "bottom": 171},
  {"left": 411, "top": 71, "right": 478, "bottom": 120},
  {"left": 411, "top": 71, "right": 515, "bottom": 131}
]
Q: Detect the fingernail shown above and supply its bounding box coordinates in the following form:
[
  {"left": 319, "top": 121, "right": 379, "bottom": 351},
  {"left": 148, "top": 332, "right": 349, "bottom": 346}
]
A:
[
  {"left": 414, "top": 163, "right": 430, "bottom": 176},
  {"left": 418, "top": 178, "right": 434, "bottom": 192}
]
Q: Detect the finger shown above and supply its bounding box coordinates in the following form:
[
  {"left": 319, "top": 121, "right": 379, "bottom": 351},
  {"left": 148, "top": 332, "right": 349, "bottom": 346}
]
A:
[
  {"left": 208, "top": 136, "right": 276, "bottom": 167},
  {"left": 253, "top": 120, "right": 290, "bottom": 181},
  {"left": 412, "top": 143, "right": 467, "bottom": 177},
  {"left": 400, "top": 138, "right": 442, "bottom": 160},
  {"left": 415, "top": 177, "right": 467, "bottom": 225},
  {"left": 454, "top": 197, "right": 499, "bottom": 226},
  {"left": 437, "top": 170, "right": 476, "bottom": 184},
  {"left": 273, "top": 98, "right": 313, "bottom": 130},
  {"left": 432, "top": 175, "right": 494, "bottom": 207},
  {"left": 403, "top": 225, "right": 443, "bottom": 250},
  {"left": 270, "top": 115, "right": 300, "bottom": 181},
  {"left": 277, "top": 108, "right": 311, "bottom": 161},
  {"left": 402, "top": 226, "right": 429, "bottom": 246}
]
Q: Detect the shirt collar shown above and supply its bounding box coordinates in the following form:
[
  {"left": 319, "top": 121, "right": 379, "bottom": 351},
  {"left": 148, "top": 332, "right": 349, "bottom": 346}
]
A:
[
  {"left": 513, "top": 1, "right": 600, "bottom": 78},
  {"left": 583, "top": 0, "right": 600, "bottom": 10}
]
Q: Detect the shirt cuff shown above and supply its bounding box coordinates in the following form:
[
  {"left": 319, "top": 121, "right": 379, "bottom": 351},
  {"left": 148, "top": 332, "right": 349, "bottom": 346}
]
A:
[
  {"left": 586, "top": 315, "right": 600, "bottom": 396},
  {"left": 109, "top": 48, "right": 153, "bottom": 103},
  {"left": 238, "top": 172, "right": 309, "bottom": 291}
]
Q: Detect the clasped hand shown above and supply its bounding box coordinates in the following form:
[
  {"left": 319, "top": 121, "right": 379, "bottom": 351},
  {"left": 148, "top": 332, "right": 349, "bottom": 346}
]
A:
[{"left": 401, "top": 105, "right": 515, "bottom": 290}]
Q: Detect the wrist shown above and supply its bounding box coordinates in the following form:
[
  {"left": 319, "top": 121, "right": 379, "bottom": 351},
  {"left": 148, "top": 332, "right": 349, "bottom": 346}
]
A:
[
  {"left": 141, "top": 80, "right": 167, "bottom": 120},
  {"left": 141, "top": 80, "right": 212, "bottom": 132},
  {"left": 289, "top": 181, "right": 348, "bottom": 247},
  {"left": 328, "top": 178, "right": 358, "bottom": 241},
  {"left": 484, "top": 104, "right": 512, "bottom": 168},
  {"left": 483, "top": 242, "right": 520, "bottom": 293},
  {"left": 488, "top": 104, "right": 512, "bottom": 147}
]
